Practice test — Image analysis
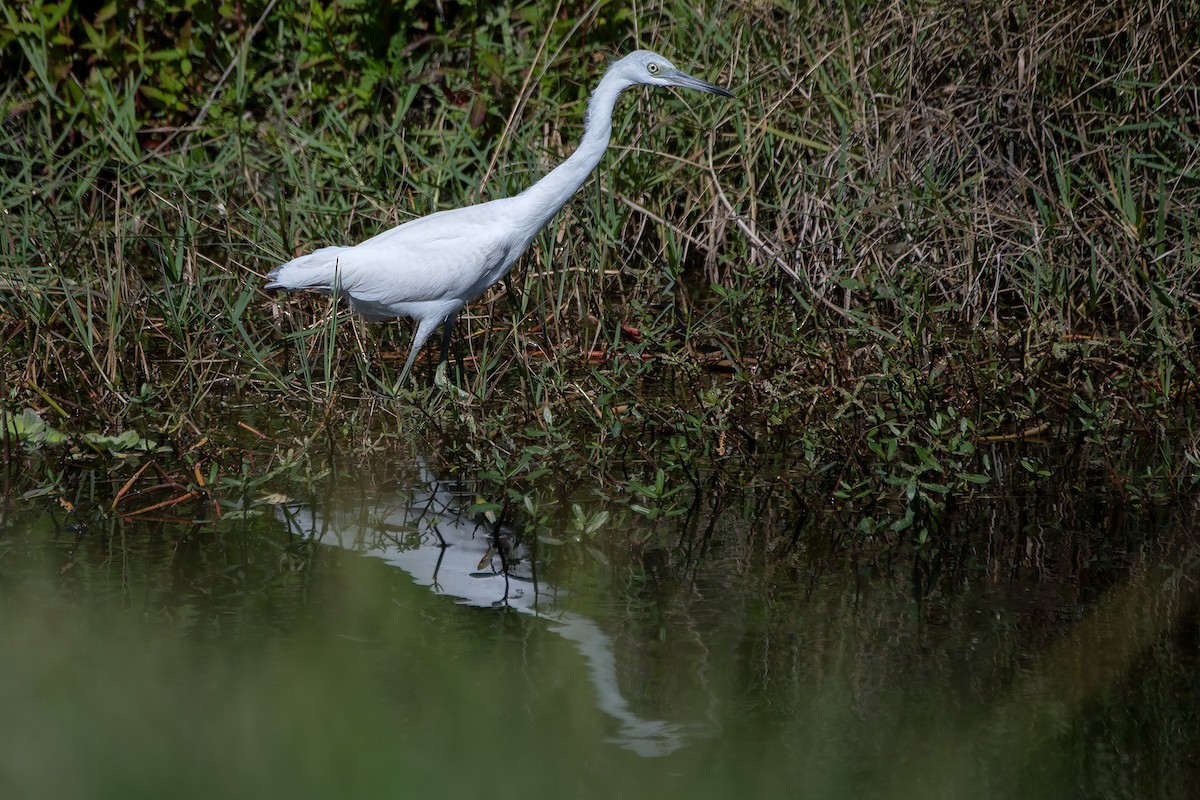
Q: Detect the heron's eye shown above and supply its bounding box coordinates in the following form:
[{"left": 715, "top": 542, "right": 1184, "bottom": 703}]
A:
[{"left": 647, "top": 63, "right": 661, "bottom": 75}]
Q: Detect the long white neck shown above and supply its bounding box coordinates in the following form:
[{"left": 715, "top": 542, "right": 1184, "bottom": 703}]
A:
[{"left": 515, "top": 68, "right": 633, "bottom": 233}]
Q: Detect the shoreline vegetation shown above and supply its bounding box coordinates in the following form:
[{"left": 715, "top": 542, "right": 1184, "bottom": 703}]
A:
[{"left": 2, "top": 1, "right": 1197, "bottom": 564}]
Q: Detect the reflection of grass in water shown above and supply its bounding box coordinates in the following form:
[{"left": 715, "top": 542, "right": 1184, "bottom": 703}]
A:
[
  {"left": 1, "top": 492, "right": 1197, "bottom": 797},
  {"left": 876, "top": 531, "right": 1200, "bottom": 799},
  {"left": 985, "top": 539, "right": 1200, "bottom": 797}
]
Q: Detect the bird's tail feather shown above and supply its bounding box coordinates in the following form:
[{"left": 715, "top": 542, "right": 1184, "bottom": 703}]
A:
[{"left": 264, "top": 246, "right": 349, "bottom": 293}]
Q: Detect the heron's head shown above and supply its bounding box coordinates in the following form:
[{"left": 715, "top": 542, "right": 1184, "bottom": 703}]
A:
[{"left": 613, "top": 50, "right": 735, "bottom": 98}]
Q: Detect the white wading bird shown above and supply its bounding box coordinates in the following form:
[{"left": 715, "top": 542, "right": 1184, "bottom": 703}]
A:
[{"left": 265, "top": 50, "right": 734, "bottom": 380}]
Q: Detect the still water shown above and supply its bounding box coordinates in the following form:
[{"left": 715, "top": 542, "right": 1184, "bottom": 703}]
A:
[{"left": 0, "top": 462, "right": 1196, "bottom": 799}]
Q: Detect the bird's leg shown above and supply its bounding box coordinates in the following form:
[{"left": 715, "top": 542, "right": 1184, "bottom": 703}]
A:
[
  {"left": 438, "top": 313, "right": 457, "bottom": 366},
  {"left": 432, "top": 313, "right": 472, "bottom": 394},
  {"left": 398, "top": 316, "right": 443, "bottom": 382},
  {"left": 502, "top": 275, "right": 525, "bottom": 310}
]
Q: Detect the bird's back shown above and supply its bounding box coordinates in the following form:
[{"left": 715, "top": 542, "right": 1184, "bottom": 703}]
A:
[{"left": 266, "top": 196, "right": 538, "bottom": 319}]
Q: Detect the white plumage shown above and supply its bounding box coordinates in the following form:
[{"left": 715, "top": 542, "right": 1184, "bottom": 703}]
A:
[{"left": 265, "top": 50, "right": 733, "bottom": 379}]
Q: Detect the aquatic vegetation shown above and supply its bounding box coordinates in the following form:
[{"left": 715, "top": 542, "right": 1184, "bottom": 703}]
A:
[{"left": 4, "top": 408, "right": 168, "bottom": 457}]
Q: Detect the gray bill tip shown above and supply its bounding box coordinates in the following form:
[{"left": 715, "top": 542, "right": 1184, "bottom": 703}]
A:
[{"left": 671, "top": 70, "right": 736, "bottom": 98}]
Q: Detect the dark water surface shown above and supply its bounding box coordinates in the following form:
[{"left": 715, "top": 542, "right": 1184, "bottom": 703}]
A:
[{"left": 0, "top": 462, "right": 1197, "bottom": 799}]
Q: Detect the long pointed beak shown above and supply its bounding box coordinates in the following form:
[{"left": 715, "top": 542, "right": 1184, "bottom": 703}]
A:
[{"left": 666, "top": 69, "right": 735, "bottom": 98}]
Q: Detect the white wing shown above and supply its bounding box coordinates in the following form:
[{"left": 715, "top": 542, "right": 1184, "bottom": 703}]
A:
[{"left": 266, "top": 196, "right": 535, "bottom": 317}]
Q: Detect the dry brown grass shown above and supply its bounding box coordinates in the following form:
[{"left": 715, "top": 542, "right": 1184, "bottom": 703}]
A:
[{"left": 713, "top": 0, "right": 1199, "bottom": 337}]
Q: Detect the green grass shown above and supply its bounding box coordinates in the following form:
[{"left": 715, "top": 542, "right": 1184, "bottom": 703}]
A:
[{"left": 1, "top": 0, "right": 1198, "bottom": 550}]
